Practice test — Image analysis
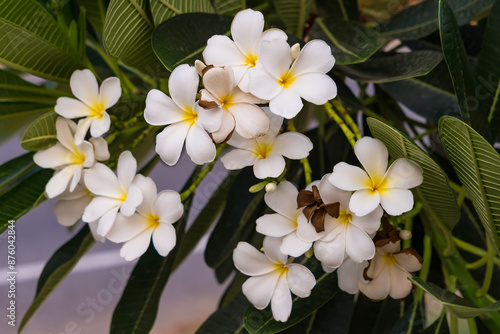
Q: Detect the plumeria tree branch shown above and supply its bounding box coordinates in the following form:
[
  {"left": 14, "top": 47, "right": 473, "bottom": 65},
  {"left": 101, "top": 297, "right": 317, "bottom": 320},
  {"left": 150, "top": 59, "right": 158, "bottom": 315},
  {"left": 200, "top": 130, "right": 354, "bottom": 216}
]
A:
[{"left": 324, "top": 101, "right": 356, "bottom": 148}]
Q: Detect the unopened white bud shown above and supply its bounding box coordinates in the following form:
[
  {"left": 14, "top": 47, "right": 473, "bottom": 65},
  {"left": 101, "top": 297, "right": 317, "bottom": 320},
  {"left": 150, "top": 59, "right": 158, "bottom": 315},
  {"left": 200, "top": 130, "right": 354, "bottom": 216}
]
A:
[
  {"left": 194, "top": 60, "right": 206, "bottom": 76},
  {"left": 290, "top": 43, "right": 301, "bottom": 61},
  {"left": 265, "top": 183, "right": 277, "bottom": 193},
  {"left": 400, "top": 230, "right": 412, "bottom": 240}
]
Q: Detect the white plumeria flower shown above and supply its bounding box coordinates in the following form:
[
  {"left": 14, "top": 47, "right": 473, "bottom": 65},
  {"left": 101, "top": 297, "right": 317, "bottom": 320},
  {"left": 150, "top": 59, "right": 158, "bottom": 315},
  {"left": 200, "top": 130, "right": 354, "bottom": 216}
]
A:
[
  {"left": 233, "top": 237, "right": 316, "bottom": 322},
  {"left": 55, "top": 69, "right": 121, "bottom": 145},
  {"left": 220, "top": 109, "right": 313, "bottom": 179},
  {"left": 312, "top": 174, "right": 383, "bottom": 269},
  {"left": 34, "top": 118, "right": 110, "bottom": 198},
  {"left": 322, "top": 257, "right": 368, "bottom": 295},
  {"left": 329, "top": 137, "right": 424, "bottom": 217},
  {"left": 144, "top": 64, "right": 222, "bottom": 166},
  {"left": 106, "top": 175, "right": 183, "bottom": 261},
  {"left": 247, "top": 39, "right": 337, "bottom": 119},
  {"left": 203, "top": 8, "right": 287, "bottom": 91},
  {"left": 199, "top": 65, "right": 269, "bottom": 143},
  {"left": 256, "top": 181, "right": 313, "bottom": 257},
  {"left": 82, "top": 151, "right": 143, "bottom": 237},
  {"left": 54, "top": 184, "right": 105, "bottom": 242},
  {"left": 358, "top": 239, "right": 422, "bottom": 300}
]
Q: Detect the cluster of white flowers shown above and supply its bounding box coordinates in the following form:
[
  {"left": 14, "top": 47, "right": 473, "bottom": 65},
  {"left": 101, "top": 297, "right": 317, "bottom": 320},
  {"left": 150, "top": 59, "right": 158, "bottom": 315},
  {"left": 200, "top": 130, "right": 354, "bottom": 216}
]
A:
[
  {"left": 34, "top": 70, "right": 183, "bottom": 261},
  {"left": 234, "top": 137, "right": 424, "bottom": 321}
]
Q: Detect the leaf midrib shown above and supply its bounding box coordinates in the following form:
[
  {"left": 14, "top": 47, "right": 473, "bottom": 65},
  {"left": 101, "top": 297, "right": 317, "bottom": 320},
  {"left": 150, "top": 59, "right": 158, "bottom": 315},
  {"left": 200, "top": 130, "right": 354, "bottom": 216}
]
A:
[{"left": 315, "top": 18, "right": 358, "bottom": 58}]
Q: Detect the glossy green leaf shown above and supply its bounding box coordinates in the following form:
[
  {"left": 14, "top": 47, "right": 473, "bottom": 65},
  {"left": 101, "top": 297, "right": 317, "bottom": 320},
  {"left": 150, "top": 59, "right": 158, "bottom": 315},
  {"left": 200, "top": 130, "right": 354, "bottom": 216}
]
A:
[
  {"left": 315, "top": 0, "right": 359, "bottom": 21},
  {"left": 19, "top": 226, "right": 94, "bottom": 331},
  {"left": 273, "top": 0, "right": 314, "bottom": 37},
  {"left": 149, "top": 0, "right": 214, "bottom": 26},
  {"left": 103, "top": 0, "right": 162, "bottom": 74},
  {"left": 0, "top": 70, "right": 65, "bottom": 103},
  {"left": 0, "top": 0, "right": 83, "bottom": 82},
  {"left": 0, "top": 102, "right": 54, "bottom": 119},
  {"left": 367, "top": 117, "right": 460, "bottom": 230},
  {"left": 21, "top": 111, "right": 58, "bottom": 151},
  {"left": 152, "top": 13, "right": 232, "bottom": 72},
  {"left": 77, "top": 0, "right": 107, "bottom": 34},
  {"left": 475, "top": 0, "right": 500, "bottom": 141},
  {"left": 0, "top": 152, "right": 36, "bottom": 196},
  {"left": 340, "top": 51, "right": 443, "bottom": 83},
  {"left": 243, "top": 262, "right": 339, "bottom": 334},
  {"left": 212, "top": 0, "right": 241, "bottom": 15},
  {"left": 380, "top": 0, "right": 493, "bottom": 40},
  {"left": 438, "top": 116, "right": 500, "bottom": 255},
  {"left": 197, "top": 294, "right": 250, "bottom": 334},
  {"left": 411, "top": 277, "right": 500, "bottom": 318},
  {"left": 0, "top": 168, "right": 53, "bottom": 233},
  {"left": 439, "top": 0, "right": 475, "bottom": 125},
  {"left": 309, "top": 17, "right": 381, "bottom": 65}
]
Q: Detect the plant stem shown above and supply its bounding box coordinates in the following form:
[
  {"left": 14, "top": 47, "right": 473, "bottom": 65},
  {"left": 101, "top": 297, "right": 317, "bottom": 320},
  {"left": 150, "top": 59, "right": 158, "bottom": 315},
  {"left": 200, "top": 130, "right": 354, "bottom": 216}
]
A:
[
  {"left": 324, "top": 101, "right": 356, "bottom": 148},
  {"left": 331, "top": 99, "right": 361, "bottom": 140},
  {"left": 180, "top": 144, "right": 227, "bottom": 202},
  {"left": 477, "top": 238, "right": 495, "bottom": 297},
  {"left": 453, "top": 237, "right": 500, "bottom": 268}
]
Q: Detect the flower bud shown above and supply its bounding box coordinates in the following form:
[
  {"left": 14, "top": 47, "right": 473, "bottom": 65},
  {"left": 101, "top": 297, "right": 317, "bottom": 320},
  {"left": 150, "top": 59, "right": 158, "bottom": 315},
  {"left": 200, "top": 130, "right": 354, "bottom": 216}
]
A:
[
  {"left": 400, "top": 230, "right": 412, "bottom": 240},
  {"left": 265, "top": 182, "right": 277, "bottom": 193}
]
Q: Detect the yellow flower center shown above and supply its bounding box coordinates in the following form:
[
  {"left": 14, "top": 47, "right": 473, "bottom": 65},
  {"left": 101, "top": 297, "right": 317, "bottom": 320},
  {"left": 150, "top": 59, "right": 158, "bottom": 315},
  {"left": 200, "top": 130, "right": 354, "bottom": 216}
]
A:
[
  {"left": 220, "top": 94, "right": 234, "bottom": 110},
  {"left": 364, "top": 175, "right": 387, "bottom": 194},
  {"left": 253, "top": 141, "right": 272, "bottom": 159},
  {"left": 90, "top": 103, "right": 105, "bottom": 119},
  {"left": 72, "top": 152, "right": 86, "bottom": 165},
  {"left": 147, "top": 214, "right": 160, "bottom": 229},
  {"left": 337, "top": 210, "right": 352, "bottom": 225},
  {"left": 183, "top": 107, "right": 198, "bottom": 123},
  {"left": 119, "top": 191, "right": 127, "bottom": 202},
  {"left": 279, "top": 71, "right": 295, "bottom": 88},
  {"left": 245, "top": 54, "right": 258, "bottom": 67},
  {"left": 382, "top": 251, "right": 396, "bottom": 266}
]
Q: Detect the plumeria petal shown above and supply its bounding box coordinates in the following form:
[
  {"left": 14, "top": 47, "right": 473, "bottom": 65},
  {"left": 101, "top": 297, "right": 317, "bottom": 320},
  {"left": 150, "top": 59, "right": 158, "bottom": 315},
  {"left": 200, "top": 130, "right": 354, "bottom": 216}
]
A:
[
  {"left": 196, "top": 104, "right": 223, "bottom": 132},
  {"left": 203, "top": 35, "right": 247, "bottom": 66},
  {"left": 359, "top": 271, "right": 391, "bottom": 301},
  {"left": 233, "top": 242, "right": 277, "bottom": 276},
  {"left": 155, "top": 121, "right": 191, "bottom": 166},
  {"left": 169, "top": 64, "right": 199, "bottom": 109},
  {"left": 271, "top": 274, "right": 292, "bottom": 322},
  {"left": 89, "top": 112, "right": 110, "bottom": 138},
  {"left": 70, "top": 165, "right": 83, "bottom": 191},
  {"left": 247, "top": 67, "right": 282, "bottom": 100},
  {"left": 54, "top": 194, "right": 91, "bottom": 226},
  {"left": 231, "top": 103, "right": 269, "bottom": 139},
  {"left": 120, "top": 185, "right": 143, "bottom": 217},
  {"left": 256, "top": 214, "right": 297, "bottom": 237},
  {"left": 90, "top": 137, "right": 110, "bottom": 161},
  {"left": 202, "top": 66, "right": 234, "bottom": 101},
  {"left": 34, "top": 143, "right": 73, "bottom": 169},
  {"left": 152, "top": 223, "right": 176, "bottom": 256},
  {"left": 153, "top": 190, "right": 183, "bottom": 224},
  {"left": 84, "top": 163, "right": 123, "bottom": 198},
  {"left": 263, "top": 236, "right": 288, "bottom": 264},
  {"left": 211, "top": 109, "right": 235, "bottom": 143},
  {"left": 318, "top": 174, "right": 351, "bottom": 208},
  {"left": 106, "top": 213, "right": 149, "bottom": 243},
  {"left": 259, "top": 39, "right": 292, "bottom": 80},
  {"left": 133, "top": 175, "right": 157, "bottom": 215},
  {"left": 280, "top": 233, "right": 312, "bottom": 257},
  {"left": 221, "top": 148, "right": 258, "bottom": 170},
  {"left": 314, "top": 236, "right": 346, "bottom": 269},
  {"left": 120, "top": 228, "right": 153, "bottom": 261},
  {"left": 264, "top": 181, "right": 301, "bottom": 221},
  {"left": 45, "top": 167, "right": 73, "bottom": 198},
  {"left": 70, "top": 69, "right": 99, "bottom": 106},
  {"left": 55, "top": 97, "right": 93, "bottom": 118},
  {"left": 380, "top": 188, "right": 414, "bottom": 216},
  {"left": 271, "top": 132, "right": 312, "bottom": 159},
  {"left": 290, "top": 40, "right": 335, "bottom": 76},
  {"left": 231, "top": 9, "right": 264, "bottom": 56},
  {"left": 286, "top": 263, "right": 315, "bottom": 298},
  {"left": 185, "top": 123, "right": 217, "bottom": 165},
  {"left": 354, "top": 137, "right": 388, "bottom": 183},
  {"left": 144, "top": 89, "right": 186, "bottom": 126},
  {"left": 117, "top": 151, "right": 137, "bottom": 189},
  {"left": 291, "top": 72, "right": 337, "bottom": 105},
  {"left": 394, "top": 249, "right": 423, "bottom": 272},
  {"left": 329, "top": 162, "right": 371, "bottom": 191},
  {"left": 74, "top": 117, "right": 93, "bottom": 145},
  {"left": 242, "top": 271, "right": 281, "bottom": 309},
  {"left": 349, "top": 189, "right": 381, "bottom": 217},
  {"left": 56, "top": 118, "right": 78, "bottom": 153},
  {"left": 253, "top": 155, "right": 286, "bottom": 179},
  {"left": 97, "top": 205, "right": 120, "bottom": 237},
  {"left": 345, "top": 224, "right": 375, "bottom": 263},
  {"left": 350, "top": 206, "right": 383, "bottom": 235},
  {"left": 296, "top": 214, "right": 326, "bottom": 242},
  {"left": 337, "top": 258, "right": 367, "bottom": 294},
  {"left": 99, "top": 77, "right": 121, "bottom": 109},
  {"left": 383, "top": 158, "right": 423, "bottom": 189},
  {"left": 388, "top": 265, "right": 413, "bottom": 299},
  {"left": 268, "top": 87, "right": 303, "bottom": 119},
  {"left": 82, "top": 197, "right": 122, "bottom": 223}
]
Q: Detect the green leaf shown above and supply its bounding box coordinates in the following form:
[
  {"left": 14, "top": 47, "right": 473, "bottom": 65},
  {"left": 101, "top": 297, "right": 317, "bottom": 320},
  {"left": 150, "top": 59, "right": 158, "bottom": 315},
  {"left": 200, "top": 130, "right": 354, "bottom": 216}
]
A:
[
  {"left": 421, "top": 312, "right": 449, "bottom": 334},
  {"left": 438, "top": 116, "right": 500, "bottom": 255},
  {"left": 0, "top": 70, "right": 66, "bottom": 103},
  {"left": 475, "top": 0, "right": 500, "bottom": 141},
  {"left": 0, "top": 168, "right": 53, "bottom": 234},
  {"left": 273, "top": 0, "right": 314, "bottom": 37},
  {"left": 411, "top": 277, "right": 500, "bottom": 318},
  {"left": 197, "top": 294, "right": 250, "bottom": 334},
  {"left": 243, "top": 261, "right": 339, "bottom": 334},
  {"left": 149, "top": 0, "right": 214, "bottom": 26},
  {"left": 380, "top": 0, "right": 493, "bottom": 40},
  {"left": 103, "top": 0, "right": 162, "bottom": 73},
  {"left": 0, "top": 102, "right": 54, "bottom": 119},
  {"left": 367, "top": 117, "right": 460, "bottom": 230},
  {"left": 77, "top": 0, "right": 107, "bottom": 35},
  {"left": 0, "top": 0, "right": 83, "bottom": 82},
  {"left": 439, "top": 0, "right": 475, "bottom": 126},
  {"left": 340, "top": 51, "right": 443, "bottom": 83},
  {"left": 212, "top": 0, "right": 241, "bottom": 15},
  {"left": 152, "top": 13, "right": 232, "bottom": 72},
  {"left": 21, "top": 111, "right": 58, "bottom": 151},
  {"left": 19, "top": 226, "right": 94, "bottom": 332},
  {"left": 0, "top": 153, "right": 36, "bottom": 196},
  {"left": 309, "top": 17, "right": 381, "bottom": 65},
  {"left": 315, "top": 0, "right": 359, "bottom": 21}
]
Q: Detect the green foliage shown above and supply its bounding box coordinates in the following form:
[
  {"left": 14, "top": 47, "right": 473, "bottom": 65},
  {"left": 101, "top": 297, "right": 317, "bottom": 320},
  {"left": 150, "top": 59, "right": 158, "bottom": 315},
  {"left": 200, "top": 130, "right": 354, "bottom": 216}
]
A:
[
  {"left": 0, "top": 102, "right": 54, "bottom": 120},
  {"left": 310, "top": 18, "right": 381, "bottom": 65},
  {"left": 152, "top": 13, "right": 232, "bottom": 71},
  {"left": 0, "top": 152, "right": 35, "bottom": 196},
  {"left": 77, "top": 0, "right": 107, "bottom": 35},
  {"left": 20, "top": 226, "right": 95, "bottom": 332},
  {"left": 212, "top": 0, "right": 241, "bottom": 15},
  {"left": 273, "top": 0, "right": 315, "bottom": 38},
  {"left": 197, "top": 294, "right": 250, "bottom": 333},
  {"left": 0, "top": 0, "right": 83, "bottom": 82},
  {"left": 340, "top": 51, "right": 443, "bottom": 83},
  {"left": 439, "top": 116, "right": 500, "bottom": 255},
  {"left": 411, "top": 277, "right": 500, "bottom": 318},
  {"left": 0, "top": 70, "right": 65, "bottom": 103},
  {"left": 20, "top": 111, "right": 58, "bottom": 151},
  {"left": 149, "top": 0, "right": 215, "bottom": 26}
]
